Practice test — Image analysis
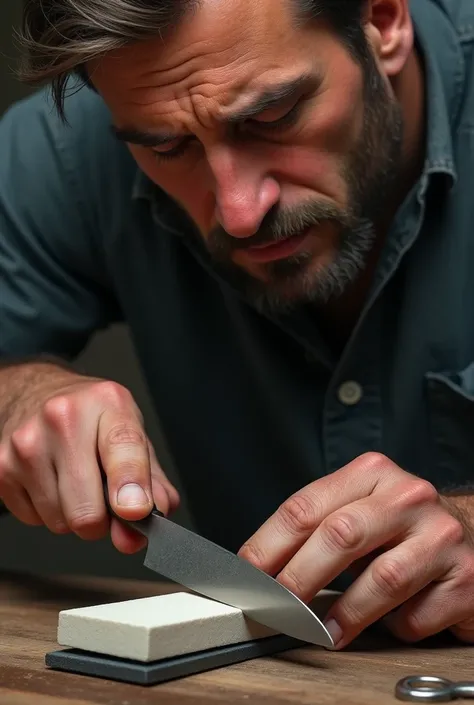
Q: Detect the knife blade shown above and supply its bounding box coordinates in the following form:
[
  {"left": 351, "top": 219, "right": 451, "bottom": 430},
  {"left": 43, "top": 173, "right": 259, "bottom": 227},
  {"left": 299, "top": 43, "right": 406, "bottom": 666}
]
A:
[{"left": 103, "top": 481, "right": 333, "bottom": 647}]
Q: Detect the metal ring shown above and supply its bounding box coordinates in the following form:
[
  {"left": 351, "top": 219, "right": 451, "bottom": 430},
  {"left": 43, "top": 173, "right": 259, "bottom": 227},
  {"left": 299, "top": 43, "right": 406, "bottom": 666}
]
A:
[{"left": 395, "top": 676, "right": 454, "bottom": 702}]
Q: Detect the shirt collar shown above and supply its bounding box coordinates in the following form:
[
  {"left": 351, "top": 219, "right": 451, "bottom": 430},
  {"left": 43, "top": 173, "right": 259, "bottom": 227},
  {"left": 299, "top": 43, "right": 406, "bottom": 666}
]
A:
[
  {"left": 410, "top": 0, "right": 464, "bottom": 190},
  {"left": 132, "top": 167, "right": 155, "bottom": 202}
]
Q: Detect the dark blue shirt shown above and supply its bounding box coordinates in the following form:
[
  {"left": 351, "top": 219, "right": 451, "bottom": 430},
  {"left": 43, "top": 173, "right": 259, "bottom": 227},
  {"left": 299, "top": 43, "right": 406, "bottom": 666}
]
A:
[{"left": 2, "top": 0, "right": 474, "bottom": 581}]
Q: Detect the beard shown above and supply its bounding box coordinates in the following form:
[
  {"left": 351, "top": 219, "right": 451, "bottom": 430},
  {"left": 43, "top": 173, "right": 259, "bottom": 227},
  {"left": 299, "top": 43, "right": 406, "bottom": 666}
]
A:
[{"left": 195, "top": 48, "right": 405, "bottom": 315}]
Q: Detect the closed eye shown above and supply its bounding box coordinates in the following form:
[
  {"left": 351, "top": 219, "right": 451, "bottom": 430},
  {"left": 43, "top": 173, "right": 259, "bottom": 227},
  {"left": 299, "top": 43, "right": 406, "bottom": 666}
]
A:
[
  {"left": 150, "top": 97, "right": 306, "bottom": 163},
  {"left": 247, "top": 97, "right": 305, "bottom": 132},
  {"left": 151, "top": 136, "right": 195, "bottom": 162}
]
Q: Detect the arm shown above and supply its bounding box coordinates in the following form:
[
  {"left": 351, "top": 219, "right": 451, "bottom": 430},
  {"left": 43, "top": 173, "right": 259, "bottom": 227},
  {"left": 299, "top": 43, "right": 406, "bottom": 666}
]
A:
[
  {"left": 0, "top": 86, "right": 179, "bottom": 539},
  {"left": 441, "top": 490, "right": 474, "bottom": 544},
  {"left": 0, "top": 358, "right": 76, "bottom": 436},
  {"left": 0, "top": 85, "right": 123, "bottom": 363}
]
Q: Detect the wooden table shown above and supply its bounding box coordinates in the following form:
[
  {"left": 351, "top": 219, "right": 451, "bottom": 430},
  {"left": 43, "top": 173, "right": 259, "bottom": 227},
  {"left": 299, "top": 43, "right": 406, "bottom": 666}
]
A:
[{"left": 0, "top": 570, "right": 472, "bottom": 704}]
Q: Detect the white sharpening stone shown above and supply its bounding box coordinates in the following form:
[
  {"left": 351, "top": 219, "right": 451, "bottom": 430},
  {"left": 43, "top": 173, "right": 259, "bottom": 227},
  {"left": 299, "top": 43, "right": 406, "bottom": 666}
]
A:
[{"left": 57, "top": 592, "right": 278, "bottom": 662}]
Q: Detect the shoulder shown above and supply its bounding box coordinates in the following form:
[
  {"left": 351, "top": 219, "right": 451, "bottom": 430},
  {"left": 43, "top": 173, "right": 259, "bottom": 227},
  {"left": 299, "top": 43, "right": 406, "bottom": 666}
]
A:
[
  {"left": 0, "top": 82, "right": 148, "bottom": 292},
  {"left": 1, "top": 81, "right": 139, "bottom": 211},
  {"left": 429, "top": 0, "right": 474, "bottom": 43}
]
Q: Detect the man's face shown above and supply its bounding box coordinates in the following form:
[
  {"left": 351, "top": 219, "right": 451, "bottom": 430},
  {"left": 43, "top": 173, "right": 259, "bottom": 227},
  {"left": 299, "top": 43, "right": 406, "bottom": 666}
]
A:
[{"left": 91, "top": 0, "right": 405, "bottom": 312}]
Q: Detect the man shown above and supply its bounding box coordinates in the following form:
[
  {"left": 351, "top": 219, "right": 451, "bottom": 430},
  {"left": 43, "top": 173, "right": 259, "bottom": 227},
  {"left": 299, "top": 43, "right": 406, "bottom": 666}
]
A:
[{"left": 1, "top": 0, "right": 473, "bottom": 649}]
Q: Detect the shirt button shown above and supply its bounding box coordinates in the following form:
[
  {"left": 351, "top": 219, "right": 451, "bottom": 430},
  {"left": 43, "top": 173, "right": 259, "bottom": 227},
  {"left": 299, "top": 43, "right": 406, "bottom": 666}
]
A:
[{"left": 337, "top": 380, "right": 363, "bottom": 406}]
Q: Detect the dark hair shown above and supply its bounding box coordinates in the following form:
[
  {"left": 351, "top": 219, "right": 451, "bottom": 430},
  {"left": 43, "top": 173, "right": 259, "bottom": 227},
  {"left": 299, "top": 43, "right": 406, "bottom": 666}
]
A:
[{"left": 17, "top": 0, "right": 368, "bottom": 117}]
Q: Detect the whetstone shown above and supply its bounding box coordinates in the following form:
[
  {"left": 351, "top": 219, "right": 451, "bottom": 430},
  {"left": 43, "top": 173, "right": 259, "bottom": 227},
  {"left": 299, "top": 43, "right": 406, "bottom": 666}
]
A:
[
  {"left": 56, "top": 591, "right": 278, "bottom": 662},
  {"left": 46, "top": 589, "right": 339, "bottom": 685}
]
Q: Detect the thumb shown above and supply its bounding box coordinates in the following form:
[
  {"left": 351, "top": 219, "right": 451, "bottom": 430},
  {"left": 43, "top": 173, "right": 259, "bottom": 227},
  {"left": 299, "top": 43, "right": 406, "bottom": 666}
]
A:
[{"left": 97, "top": 410, "right": 154, "bottom": 521}]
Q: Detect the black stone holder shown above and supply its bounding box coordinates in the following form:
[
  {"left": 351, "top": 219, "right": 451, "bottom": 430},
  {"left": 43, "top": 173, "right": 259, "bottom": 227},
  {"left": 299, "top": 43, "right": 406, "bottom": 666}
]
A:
[{"left": 45, "top": 633, "right": 305, "bottom": 686}]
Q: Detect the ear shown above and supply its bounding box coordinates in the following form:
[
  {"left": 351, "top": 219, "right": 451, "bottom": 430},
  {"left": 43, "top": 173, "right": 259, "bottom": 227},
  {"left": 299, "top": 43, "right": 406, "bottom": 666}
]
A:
[{"left": 363, "top": 0, "right": 413, "bottom": 77}]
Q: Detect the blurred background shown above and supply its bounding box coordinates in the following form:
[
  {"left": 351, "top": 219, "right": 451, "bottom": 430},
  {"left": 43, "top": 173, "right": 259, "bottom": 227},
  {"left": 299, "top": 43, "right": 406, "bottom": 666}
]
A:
[{"left": 0, "top": 1, "right": 194, "bottom": 580}]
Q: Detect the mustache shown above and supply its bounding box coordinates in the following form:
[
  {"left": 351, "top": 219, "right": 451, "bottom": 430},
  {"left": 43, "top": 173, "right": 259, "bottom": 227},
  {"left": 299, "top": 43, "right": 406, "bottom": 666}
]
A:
[{"left": 207, "top": 200, "right": 355, "bottom": 254}]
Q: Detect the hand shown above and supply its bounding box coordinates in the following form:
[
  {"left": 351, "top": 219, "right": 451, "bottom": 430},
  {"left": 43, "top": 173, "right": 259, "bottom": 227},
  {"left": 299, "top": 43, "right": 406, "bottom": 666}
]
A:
[
  {"left": 238, "top": 452, "right": 474, "bottom": 648},
  {"left": 0, "top": 376, "right": 179, "bottom": 553}
]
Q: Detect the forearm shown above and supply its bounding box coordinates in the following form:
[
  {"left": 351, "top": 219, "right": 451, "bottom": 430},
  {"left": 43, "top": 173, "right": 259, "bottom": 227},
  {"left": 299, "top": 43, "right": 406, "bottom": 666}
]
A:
[
  {"left": 441, "top": 490, "right": 474, "bottom": 545},
  {"left": 0, "top": 357, "right": 82, "bottom": 439}
]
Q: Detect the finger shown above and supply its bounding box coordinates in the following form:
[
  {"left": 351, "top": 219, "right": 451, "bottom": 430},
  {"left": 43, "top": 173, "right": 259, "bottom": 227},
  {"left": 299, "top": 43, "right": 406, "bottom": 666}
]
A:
[
  {"left": 109, "top": 442, "right": 180, "bottom": 553},
  {"left": 238, "top": 453, "right": 417, "bottom": 575},
  {"left": 109, "top": 445, "right": 179, "bottom": 553},
  {"left": 22, "top": 459, "right": 70, "bottom": 534},
  {"left": 7, "top": 424, "right": 69, "bottom": 533},
  {"left": 97, "top": 409, "right": 154, "bottom": 521},
  {"left": 450, "top": 616, "right": 474, "bottom": 643},
  {"left": 148, "top": 441, "right": 180, "bottom": 514},
  {"left": 323, "top": 524, "right": 463, "bottom": 649},
  {"left": 0, "top": 478, "right": 43, "bottom": 526},
  {"left": 274, "top": 489, "right": 411, "bottom": 602},
  {"left": 384, "top": 549, "right": 474, "bottom": 644},
  {"left": 43, "top": 395, "right": 110, "bottom": 540},
  {"left": 110, "top": 517, "right": 148, "bottom": 554},
  {"left": 1, "top": 487, "right": 43, "bottom": 526},
  {"left": 0, "top": 442, "right": 43, "bottom": 525},
  {"left": 109, "top": 451, "right": 174, "bottom": 551}
]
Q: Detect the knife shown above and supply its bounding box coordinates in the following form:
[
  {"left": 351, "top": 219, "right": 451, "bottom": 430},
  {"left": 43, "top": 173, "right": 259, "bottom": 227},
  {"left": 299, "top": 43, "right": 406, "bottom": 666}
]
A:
[{"left": 102, "top": 478, "right": 333, "bottom": 648}]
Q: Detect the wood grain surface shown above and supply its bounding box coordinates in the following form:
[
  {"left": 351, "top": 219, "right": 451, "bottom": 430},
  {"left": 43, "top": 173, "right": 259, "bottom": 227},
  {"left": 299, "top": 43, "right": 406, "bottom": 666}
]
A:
[{"left": 0, "top": 569, "right": 472, "bottom": 704}]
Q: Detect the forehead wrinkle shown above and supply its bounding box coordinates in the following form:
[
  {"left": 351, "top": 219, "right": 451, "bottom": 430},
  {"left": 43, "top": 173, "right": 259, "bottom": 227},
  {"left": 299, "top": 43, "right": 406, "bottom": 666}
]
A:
[
  {"left": 128, "top": 42, "right": 258, "bottom": 99},
  {"left": 121, "top": 61, "right": 309, "bottom": 135},
  {"left": 124, "top": 54, "right": 262, "bottom": 117},
  {"left": 121, "top": 73, "right": 234, "bottom": 115},
  {"left": 105, "top": 4, "right": 304, "bottom": 108},
  {"left": 100, "top": 0, "right": 317, "bottom": 129}
]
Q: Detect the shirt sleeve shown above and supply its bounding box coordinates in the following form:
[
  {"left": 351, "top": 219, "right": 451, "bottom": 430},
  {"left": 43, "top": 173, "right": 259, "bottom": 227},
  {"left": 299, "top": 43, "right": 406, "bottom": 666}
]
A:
[{"left": 0, "top": 85, "right": 123, "bottom": 362}]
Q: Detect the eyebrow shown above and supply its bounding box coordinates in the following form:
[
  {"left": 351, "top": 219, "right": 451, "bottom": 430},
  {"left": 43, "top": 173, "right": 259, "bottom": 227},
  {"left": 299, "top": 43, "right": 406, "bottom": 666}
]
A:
[
  {"left": 111, "top": 126, "right": 182, "bottom": 147},
  {"left": 223, "top": 71, "right": 314, "bottom": 123},
  {"left": 112, "top": 72, "right": 315, "bottom": 147}
]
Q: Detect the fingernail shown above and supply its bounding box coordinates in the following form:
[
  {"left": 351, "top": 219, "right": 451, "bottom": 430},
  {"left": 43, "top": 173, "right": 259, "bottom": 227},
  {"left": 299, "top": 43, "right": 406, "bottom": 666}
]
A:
[
  {"left": 324, "top": 618, "right": 343, "bottom": 647},
  {"left": 117, "top": 483, "right": 148, "bottom": 506}
]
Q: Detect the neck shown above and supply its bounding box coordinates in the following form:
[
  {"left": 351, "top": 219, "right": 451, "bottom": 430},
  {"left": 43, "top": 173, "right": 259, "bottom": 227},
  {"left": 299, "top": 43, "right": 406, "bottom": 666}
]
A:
[{"left": 316, "top": 46, "right": 426, "bottom": 354}]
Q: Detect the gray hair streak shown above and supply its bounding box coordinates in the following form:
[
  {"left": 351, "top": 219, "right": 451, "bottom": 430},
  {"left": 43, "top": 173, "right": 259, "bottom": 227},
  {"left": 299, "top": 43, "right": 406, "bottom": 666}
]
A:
[
  {"left": 16, "top": 0, "right": 367, "bottom": 117},
  {"left": 16, "top": 0, "right": 195, "bottom": 115}
]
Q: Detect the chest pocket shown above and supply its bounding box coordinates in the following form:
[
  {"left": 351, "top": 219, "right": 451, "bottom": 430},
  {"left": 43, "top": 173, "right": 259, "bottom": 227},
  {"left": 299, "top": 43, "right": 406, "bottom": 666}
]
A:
[{"left": 425, "top": 362, "right": 474, "bottom": 490}]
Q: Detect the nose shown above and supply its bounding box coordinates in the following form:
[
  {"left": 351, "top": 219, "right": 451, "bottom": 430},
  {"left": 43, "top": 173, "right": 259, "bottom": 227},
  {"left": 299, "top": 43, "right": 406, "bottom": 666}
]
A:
[{"left": 210, "top": 147, "right": 280, "bottom": 238}]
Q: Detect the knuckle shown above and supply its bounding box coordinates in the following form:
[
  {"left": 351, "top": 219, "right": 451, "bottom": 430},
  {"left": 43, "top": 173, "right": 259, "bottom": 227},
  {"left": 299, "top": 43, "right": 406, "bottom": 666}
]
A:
[
  {"left": 404, "top": 479, "right": 439, "bottom": 507},
  {"left": 331, "top": 600, "right": 366, "bottom": 631},
  {"left": 238, "top": 542, "right": 267, "bottom": 569},
  {"left": 278, "top": 494, "right": 318, "bottom": 535},
  {"left": 106, "top": 423, "right": 147, "bottom": 448},
  {"left": 68, "top": 505, "right": 105, "bottom": 533},
  {"left": 43, "top": 395, "right": 77, "bottom": 429},
  {"left": 321, "top": 511, "right": 365, "bottom": 553},
  {"left": 451, "top": 555, "right": 474, "bottom": 587},
  {"left": 279, "top": 567, "right": 307, "bottom": 597},
  {"left": 359, "top": 451, "right": 390, "bottom": 470},
  {"left": 399, "top": 611, "right": 426, "bottom": 641},
  {"left": 95, "top": 381, "right": 133, "bottom": 409},
  {"left": 9, "top": 421, "right": 42, "bottom": 463},
  {"left": 356, "top": 452, "right": 395, "bottom": 483},
  {"left": 439, "top": 516, "right": 465, "bottom": 547},
  {"left": 371, "top": 556, "right": 410, "bottom": 598}
]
